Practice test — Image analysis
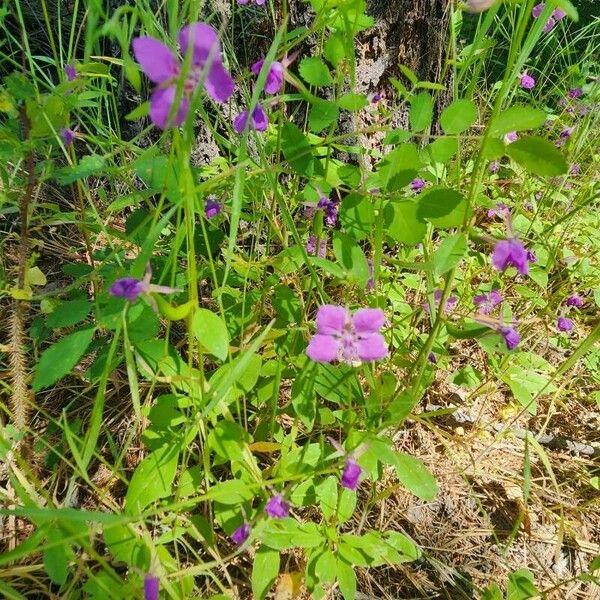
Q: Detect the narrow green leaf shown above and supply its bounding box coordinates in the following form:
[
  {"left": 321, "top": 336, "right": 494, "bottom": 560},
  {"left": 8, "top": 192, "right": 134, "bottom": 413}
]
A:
[
  {"left": 433, "top": 234, "right": 467, "bottom": 275},
  {"left": 391, "top": 452, "right": 438, "bottom": 501},
  {"left": 409, "top": 93, "right": 433, "bottom": 132},
  {"left": 281, "top": 123, "right": 314, "bottom": 177}
]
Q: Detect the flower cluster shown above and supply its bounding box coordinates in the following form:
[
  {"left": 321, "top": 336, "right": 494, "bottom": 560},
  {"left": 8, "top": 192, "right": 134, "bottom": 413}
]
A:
[{"left": 532, "top": 3, "right": 567, "bottom": 33}]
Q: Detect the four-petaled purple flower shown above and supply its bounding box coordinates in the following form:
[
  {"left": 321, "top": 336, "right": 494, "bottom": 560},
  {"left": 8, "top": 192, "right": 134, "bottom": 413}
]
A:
[
  {"left": 520, "top": 71, "right": 535, "bottom": 90},
  {"left": 64, "top": 63, "right": 77, "bottom": 82},
  {"left": 231, "top": 523, "right": 251, "bottom": 545},
  {"left": 410, "top": 178, "right": 426, "bottom": 193},
  {"left": 317, "top": 196, "right": 339, "bottom": 227},
  {"left": 568, "top": 88, "right": 582, "bottom": 98},
  {"left": 233, "top": 105, "right": 269, "bottom": 133},
  {"left": 60, "top": 127, "right": 76, "bottom": 147},
  {"left": 132, "top": 23, "right": 234, "bottom": 129},
  {"left": 251, "top": 59, "right": 284, "bottom": 94},
  {"left": 557, "top": 316, "right": 573, "bottom": 332},
  {"left": 504, "top": 131, "right": 518, "bottom": 144},
  {"left": 341, "top": 458, "right": 363, "bottom": 491},
  {"left": 306, "top": 234, "right": 327, "bottom": 258},
  {"left": 492, "top": 239, "right": 530, "bottom": 276},
  {"left": 306, "top": 305, "right": 388, "bottom": 365},
  {"left": 205, "top": 198, "right": 222, "bottom": 219},
  {"left": 109, "top": 264, "right": 181, "bottom": 303},
  {"left": 565, "top": 294, "right": 584, "bottom": 308},
  {"left": 487, "top": 202, "right": 510, "bottom": 219},
  {"left": 144, "top": 575, "right": 159, "bottom": 600},
  {"left": 474, "top": 289, "right": 503, "bottom": 314},
  {"left": 570, "top": 163, "right": 581, "bottom": 175},
  {"left": 423, "top": 289, "right": 458, "bottom": 314},
  {"left": 489, "top": 161, "right": 500, "bottom": 174},
  {"left": 265, "top": 495, "right": 290, "bottom": 518}
]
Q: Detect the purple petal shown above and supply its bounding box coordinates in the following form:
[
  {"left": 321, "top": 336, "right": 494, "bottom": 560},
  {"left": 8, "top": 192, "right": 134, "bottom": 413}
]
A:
[
  {"left": 149, "top": 87, "right": 189, "bottom": 129},
  {"left": 251, "top": 59, "right": 264, "bottom": 76},
  {"left": 352, "top": 308, "right": 385, "bottom": 334},
  {"left": 315, "top": 305, "right": 348, "bottom": 335},
  {"left": 264, "top": 62, "right": 284, "bottom": 94},
  {"left": 557, "top": 316, "right": 573, "bottom": 332},
  {"left": 144, "top": 575, "right": 159, "bottom": 600},
  {"left": 543, "top": 17, "right": 556, "bottom": 33},
  {"left": 204, "top": 60, "right": 235, "bottom": 103},
  {"left": 109, "top": 277, "right": 146, "bottom": 302},
  {"left": 64, "top": 63, "right": 77, "bottom": 81},
  {"left": 231, "top": 523, "right": 251, "bottom": 545},
  {"left": 306, "top": 334, "right": 340, "bottom": 363},
  {"left": 341, "top": 459, "right": 362, "bottom": 490},
  {"left": 356, "top": 333, "right": 387, "bottom": 362},
  {"left": 132, "top": 37, "right": 180, "bottom": 84},
  {"left": 233, "top": 110, "right": 249, "bottom": 134},
  {"left": 252, "top": 105, "right": 269, "bottom": 131},
  {"left": 492, "top": 239, "right": 529, "bottom": 276},
  {"left": 532, "top": 3, "right": 545, "bottom": 18},
  {"left": 265, "top": 495, "right": 289, "bottom": 518},
  {"left": 500, "top": 326, "right": 520, "bottom": 350},
  {"left": 178, "top": 23, "right": 221, "bottom": 67}
]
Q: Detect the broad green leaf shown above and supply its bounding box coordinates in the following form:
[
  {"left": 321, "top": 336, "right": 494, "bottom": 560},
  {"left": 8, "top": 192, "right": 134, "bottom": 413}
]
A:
[
  {"left": 54, "top": 155, "right": 106, "bottom": 185},
  {"left": 291, "top": 360, "right": 317, "bottom": 430},
  {"left": 261, "top": 518, "right": 323, "bottom": 550},
  {"left": 506, "top": 136, "right": 568, "bottom": 177},
  {"left": 281, "top": 123, "right": 314, "bottom": 177},
  {"left": 409, "top": 92, "right": 433, "bottom": 132},
  {"left": 340, "top": 192, "right": 375, "bottom": 241},
  {"left": 125, "top": 444, "right": 179, "bottom": 513},
  {"left": 192, "top": 309, "right": 230, "bottom": 361},
  {"left": 502, "top": 366, "right": 556, "bottom": 416},
  {"left": 46, "top": 299, "right": 91, "bottom": 328},
  {"left": 315, "top": 549, "right": 337, "bottom": 583},
  {"left": 433, "top": 233, "right": 467, "bottom": 275},
  {"left": 489, "top": 106, "right": 547, "bottom": 137},
  {"left": 384, "top": 201, "right": 426, "bottom": 246},
  {"left": 391, "top": 452, "right": 438, "bottom": 501},
  {"left": 426, "top": 137, "right": 459, "bottom": 164},
  {"left": 316, "top": 476, "right": 338, "bottom": 519},
  {"left": 299, "top": 57, "right": 333, "bottom": 87},
  {"left": 337, "top": 558, "right": 357, "bottom": 600},
  {"left": 332, "top": 231, "right": 370, "bottom": 287},
  {"left": 337, "top": 93, "right": 369, "bottom": 111},
  {"left": 32, "top": 327, "right": 95, "bottom": 390},
  {"left": 417, "top": 187, "right": 468, "bottom": 228},
  {"left": 507, "top": 568, "right": 539, "bottom": 600},
  {"left": 309, "top": 100, "right": 338, "bottom": 133},
  {"left": 204, "top": 479, "right": 256, "bottom": 505},
  {"left": 378, "top": 143, "right": 422, "bottom": 191},
  {"left": 104, "top": 524, "right": 148, "bottom": 567},
  {"left": 440, "top": 99, "right": 477, "bottom": 134},
  {"left": 324, "top": 33, "right": 346, "bottom": 66},
  {"left": 44, "top": 528, "right": 69, "bottom": 585},
  {"left": 385, "top": 531, "right": 421, "bottom": 561},
  {"left": 252, "top": 546, "right": 280, "bottom": 600}
]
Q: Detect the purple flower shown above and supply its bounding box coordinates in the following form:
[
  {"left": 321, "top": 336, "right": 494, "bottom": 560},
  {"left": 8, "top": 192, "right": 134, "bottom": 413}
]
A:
[
  {"left": 559, "top": 126, "right": 573, "bottom": 139},
  {"left": 238, "top": 0, "right": 266, "bottom": 5},
  {"left": 317, "top": 196, "right": 339, "bottom": 227},
  {"left": 265, "top": 495, "right": 289, "bottom": 518},
  {"left": 251, "top": 59, "right": 284, "bottom": 95},
  {"left": 467, "top": 0, "right": 498, "bottom": 12},
  {"left": 557, "top": 316, "right": 573, "bottom": 332},
  {"left": 233, "top": 105, "right": 269, "bottom": 133},
  {"left": 552, "top": 8, "right": 566, "bottom": 20},
  {"left": 341, "top": 459, "right": 362, "bottom": 490},
  {"left": 489, "top": 161, "right": 500, "bottom": 174},
  {"left": 144, "top": 575, "right": 159, "bottom": 600},
  {"left": 410, "top": 178, "right": 426, "bottom": 193},
  {"left": 532, "top": 3, "right": 545, "bottom": 18},
  {"left": 428, "top": 352, "right": 437, "bottom": 364},
  {"left": 231, "top": 523, "right": 251, "bottom": 545},
  {"left": 474, "top": 289, "right": 503, "bottom": 314},
  {"left": 565, "top": 294, "right": 584, "bottom": 308},
  {"left": 526, "top": 249, "right": 537, "bottom": 263},
  {"left": 132, "top": 23, "right": 234, "bottom": 129},
  {"left": 306, "top": 234, "right": 327, "bottom": 258},
  {"left": 543, "top": 17, "right": 557, "bottom": 33},
  {"left": 568, "top": 88, "right": 582, "bottom": 98},
  {"left": 504, "top": 131, "right": 518, "bottom": 144},
  {"left": 487, "top": 202, "right": 510, "bottom": 219},
  {"left": 60, "top": 127, "right": 76, "bottom": 146},
  {"left": 109, "top": 264, "right": 181, "bottom": 303},
  {"left": 492, "top": 239, "right": 530, "bottom": 276},
  {"left": 570, "top": 163, "right": 581, "bottom": 175},
  {"left": 423, "top": 289, "right": 458, "bottom": 314},
  {"left": 64, "top": 63, "right": 77, "bottom": 82},
  {"left": 205, "top": 198, "right": 221, "bottom": 219},
  {"left": 500, "top": 326, "right": 520, "bottom": 350},
  {"left": 371, "top": 93, "right": 382, "bottom": 103},
  {"left": 520, "top": 71, "right": 536, "bottom": 90},
  {"left": 306, "top": 305, "right": 388, "bottom": 365}
]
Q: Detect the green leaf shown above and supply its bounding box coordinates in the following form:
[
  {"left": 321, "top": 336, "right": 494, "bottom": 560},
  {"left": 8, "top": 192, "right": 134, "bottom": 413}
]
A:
[
  {"left": 192, "top": 309, "right": 230, "bottom": 361},
  {"left": 309, "top": 100, "right": 339, "bottom": 133},
  {"left": 384, "top": 201, "right": 426, "bottom": 245},
  {"left": 507, "top": 568, "right": 539, "bottom": 600},
  {"left": 299, "top": 57, "right": 333, "bottom": 87},
  {"left": 337, "top": 93, "right": 369, "bottom": 112},
  {"left": 104, "top": 524, "right": 148, "bottom": 567},
  {"left": 384, "top": 531, "right": 421, "bottom": 561},
  {"left": 54, "top": 154, "right": 106, "bottom": 185},
  {"left": 489, "top": 105, "right": 547, "bottom": 137},
  {"left": 315, "top": 549, "right": 337, "bottom": 583},
  {"left": 409, "top": 92, "right": 433, "bottom": 132},
  {"left": 46, "top": 299, "right": 91, "bottom": 328},
  {"left": 417, "top": 187, "right": 468, "bottom": 228},
  {"left": 391, "top": 452, "right": 438, "bottom": 501},
  {"left": 440, "top": 99, "right": 477, "bottom": 134},
  {"left": 125, "top": 444, "right": 179, "bottom": 513},
  {"left": 506, "top": 136, "right": 568, "bottom": 177},
  {"left": 281, "top": 122, "right": 314, "bottom": 177},
  {"left": 502, "top": 366, "right": 556, "bottom": 416},
  {"left": 377, "top": 143, "right": 422, "bottom": 191},
  {"left": 205, "top": 479, "right": 256, "bottom": 505},
  {"left": 552, "top": 0, "right": 578, "bottom": 21},
  {"left": 337, "top": 558, "right": 357, "bottom": 600},
  {"left": 426, "top": 137, "right": 459, "bottom": 164},
  {"left": 332, "top": 231, "right": 370, "bottom": 286},
  {"left": 316, "top": 476, "right": 338, "bottom": 519},
  {"left": 324, "top": 33, "right": 346, "bottom": 67},
  {"left": 261, "top": 519, "right": 323, "bottom": 550},
  {"left": 32, "top": 327, "right": 95, "bottom": 390},
  {"left": 44, "top": 528, "right": 69, "bottom": 585},
  {"left": 252, "top": 546, "right": 280, "bottom": 600},
  {"left": 291, "top": 361, "right": 317, "bottom": 430},
  {"left": 433, "top": 234, "right": 467, "bottom": 275}
]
